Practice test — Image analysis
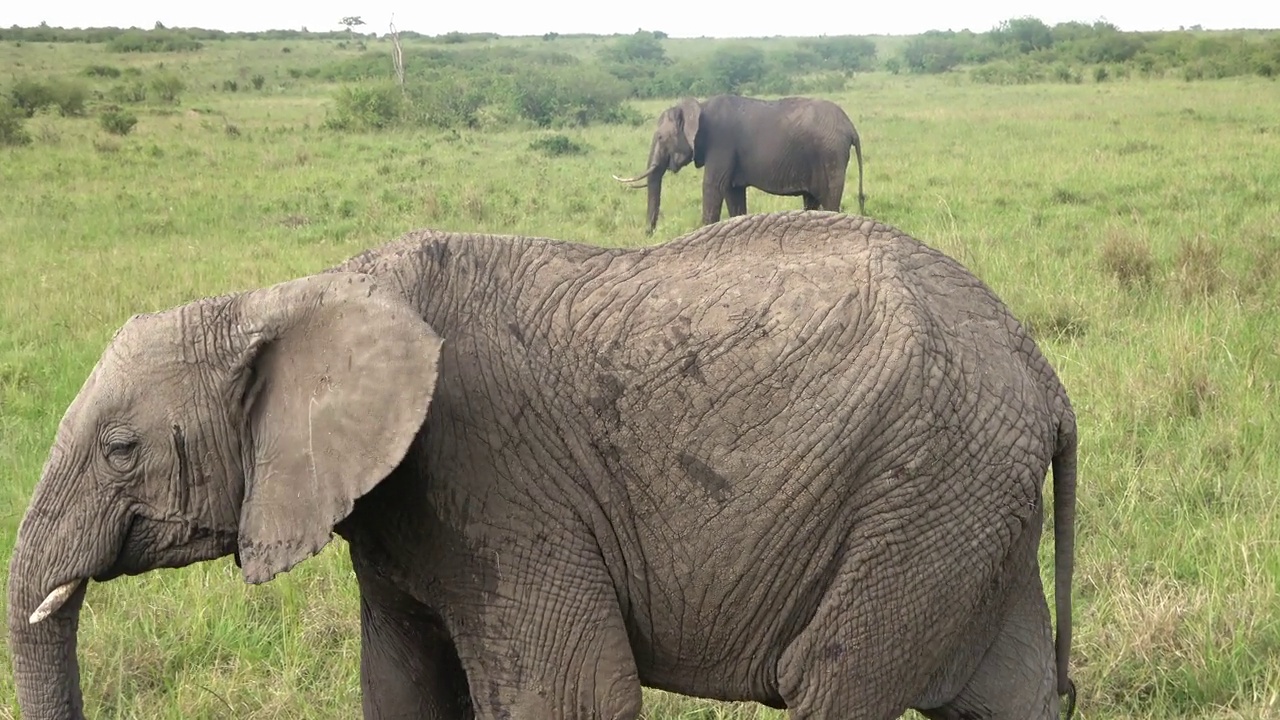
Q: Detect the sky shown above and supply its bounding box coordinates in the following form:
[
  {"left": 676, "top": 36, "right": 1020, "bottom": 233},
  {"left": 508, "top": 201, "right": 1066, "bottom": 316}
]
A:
[{"left": 4, "top": 0, "right": 1277, "bottom": 39}]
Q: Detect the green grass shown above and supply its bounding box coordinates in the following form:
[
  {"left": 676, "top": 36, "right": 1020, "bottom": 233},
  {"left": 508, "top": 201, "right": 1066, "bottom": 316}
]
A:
[{"left": 2, "top": 36, "right": 1280, "bottom": 720}]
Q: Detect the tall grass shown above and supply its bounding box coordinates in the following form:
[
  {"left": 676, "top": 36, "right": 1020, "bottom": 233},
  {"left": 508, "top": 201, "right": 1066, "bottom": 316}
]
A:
[{"left": 1, "top": 34, "right": 1278, "bottom": 720}]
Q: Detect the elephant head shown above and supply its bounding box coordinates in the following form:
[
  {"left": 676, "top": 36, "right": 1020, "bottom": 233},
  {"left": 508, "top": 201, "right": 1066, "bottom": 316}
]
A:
[
  {"left": 6, "top": 272, "right": 443, "bottom": 719},
  {"left": 612, "top": 97, "right": 701, "bottom": 235}
]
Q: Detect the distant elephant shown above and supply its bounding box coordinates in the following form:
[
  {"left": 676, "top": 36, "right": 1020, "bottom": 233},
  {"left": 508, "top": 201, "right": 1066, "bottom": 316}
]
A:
[
  {"left": 613, "top": 94, "right": 866, "bottom": 235},
  {"left": 9, "top": 211, "right": 1077, "bottom": 720}
]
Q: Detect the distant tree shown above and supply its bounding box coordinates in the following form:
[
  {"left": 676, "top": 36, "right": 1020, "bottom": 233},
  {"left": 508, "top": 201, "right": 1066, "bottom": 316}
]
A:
[
  {"left": 601, "top": 30, "right": 667, "bottom": 65},
  {"left": 801, "top": 36, "right": 878, "bottom": 72},
  {"left": 704, "top": 44, "right": 767, "bottom": 93},
  {"left": 992, "top": 16, "right": 1054, "bottom": 54},
  {"left": 340, "top": 16, "right": 365, "bottom": 36}
]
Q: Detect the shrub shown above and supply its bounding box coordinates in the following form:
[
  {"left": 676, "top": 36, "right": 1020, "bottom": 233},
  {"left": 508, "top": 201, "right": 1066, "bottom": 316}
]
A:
[
  {"left": 108, "top": 81, "right": 148, "bottom": 103},
  {"left": 108, "top": 30, "right": 203, "bottom": 53},
  {"left": 970, "top": 60, "right": 1045, "bottom": 85},
  {"left": 251, "top": 74, "right": 265, "bottom": 90},
  {"left": 1100, "top": 230, "right": 1156, "bottom": 289},
  {"left": 6, "top": 77, "right": 87, "bottom": 117},
  {"left": 0, "top": 103, "right": 32, "bottom": 146},
  {"left": 403, "top": 77, "right": 488, "bottom": 129},
  {"left": 8, "top": 77, "right": 53, "bottom": 117},
  {"left": 1052, "top": 63, "right": 1082, "bottom": 83},
  {"left": 46, "top": 78, "right": 88, "bottom": 116},
  {"left": 100, "top": 109, "right": 138, "bottom": 136},
  {"left": 84, "top": 64, "right": 123, "bottom": 78},
  {"left": 507, "top": 67, "right": 630, "bottom": 128},
  {"left": 795, "top": 72, "right": 849, "bottom": 94},
  {"left": 799, "top": 36, "right": 878, "bottom": 72},
  {"left": 529, "top": 133, "right": 587, "bottom": 156},
  {"left": 150, "top": 73, "right": 185, "bottom": 103},
  {"left": 702, "top": 44, "right": 767, "bottom": 94},
  {"left": 323, "top": 82, "right": 405, "bottom": 131}
]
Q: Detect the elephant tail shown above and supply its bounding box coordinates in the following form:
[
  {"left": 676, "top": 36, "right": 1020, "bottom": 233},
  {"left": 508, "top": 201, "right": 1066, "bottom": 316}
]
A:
[
  {"left": 851, "top": 132, "right": 866, "bottom": 216},
  {"left": 1052, "top": 411, "right": 1078, "bottom": 719}
]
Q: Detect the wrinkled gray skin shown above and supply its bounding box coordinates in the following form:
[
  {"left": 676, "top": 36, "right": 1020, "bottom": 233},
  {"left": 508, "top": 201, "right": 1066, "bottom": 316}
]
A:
[
  {"left": 8, "top": 211, "right": 1076, "bottom": 720},
  {"left": 615, "top": 95, "right": 866, "bottom": 235}
]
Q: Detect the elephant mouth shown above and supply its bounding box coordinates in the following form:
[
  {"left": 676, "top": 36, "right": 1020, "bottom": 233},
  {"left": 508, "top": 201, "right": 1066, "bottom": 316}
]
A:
[{"left": 96, "top": 514, "right": 238, "bottom": 581}]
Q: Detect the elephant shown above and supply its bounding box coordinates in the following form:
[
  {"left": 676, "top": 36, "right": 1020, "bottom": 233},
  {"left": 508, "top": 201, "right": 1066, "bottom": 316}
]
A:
[
  {"left": 8, "top": 210, "right": 1077, "bottom": 720},
  {"left": 613, "top": 94, "right": 867, "bottom": 235}
]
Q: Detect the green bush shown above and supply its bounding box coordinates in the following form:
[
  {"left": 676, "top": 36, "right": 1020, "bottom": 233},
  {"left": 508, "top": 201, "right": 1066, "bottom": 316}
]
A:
[
  {"left": 108, "top": 81, "right": 148, "bottom": 103},
  {"left": 108, "top": 30, "right": 203, "bottom": 53},
  {"left": 251, "top": 74, "right": 266, "bottom": 90},
  {"left": 970, "top": 59, "right": 1047, "bottom": 84},
  {"left": 7, "top": 77, "right": 53, "bottom": 117},
  {"left": 799, "top": 36, "right": 878, "bottom": 72},
  {"left": 84, "top": 64, "right": 122, "bottom": 78},
  {"left": 6, "top": 77, "right": 87, "bottom": 117},
  {"left": 403, "top": 77, "right": 489, "bottom": 129},
  {"left": 0, "top": 103, "right": 32, "bottom": 146},
  {"left": 529, "top": 133, "right": 587, "bottom": 156},
  {"left": 150, "top": 73, "right": 185, "bottom": 103},
  {"left": 508, "top": 67, "right": 630, "bottom": 127},
  {"left": 99, "top": 109, "right": 138, "bottom": 135},
  {"left": 323, "top": 82, "right": 405, "bottom": 131},
  {"left": 1052, "top": 63, "right": 1083, "bottom": 83},
  {"left": 702, "top": 44, "right": 767, "bottom": 94},
  {"left": 50, "top": 78, "right": 88, "bottom": 115}
]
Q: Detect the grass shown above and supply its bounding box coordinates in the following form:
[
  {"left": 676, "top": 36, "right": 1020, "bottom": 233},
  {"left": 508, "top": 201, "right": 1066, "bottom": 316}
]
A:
[{"left": 2, "top": 36, "right": 1280, "bottom": 720}]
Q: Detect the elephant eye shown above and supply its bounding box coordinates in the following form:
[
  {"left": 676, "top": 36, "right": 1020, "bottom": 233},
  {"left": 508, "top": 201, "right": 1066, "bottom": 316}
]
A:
[
  {"left": 101, "top": 430, "right": 140, "bottom": 470},
  {"left": 106, "top": 439, "right": 137, "bottom": 456}
]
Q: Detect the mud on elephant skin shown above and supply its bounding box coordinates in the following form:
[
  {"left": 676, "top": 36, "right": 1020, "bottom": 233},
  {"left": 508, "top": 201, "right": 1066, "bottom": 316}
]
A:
[
  {"left": 613, "top": 94, "right": 867, "bottom": 235},
  {"left": 8, "top": 211, "right": 1077, "bottom": 720}
]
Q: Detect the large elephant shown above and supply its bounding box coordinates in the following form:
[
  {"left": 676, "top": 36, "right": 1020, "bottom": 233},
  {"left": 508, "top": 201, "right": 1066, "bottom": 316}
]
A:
[
  {"left": 613, "top": 94, "right": 867, "bottom": 235},
  {"left": 8, "top": 211, "right": 1077, "bottom": 720}
]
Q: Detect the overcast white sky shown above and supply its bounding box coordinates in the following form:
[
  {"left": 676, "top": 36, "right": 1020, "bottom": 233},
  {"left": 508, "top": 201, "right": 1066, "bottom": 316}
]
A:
[{"left": 4, "top": 0, "right": 1277, "bottom": 38}]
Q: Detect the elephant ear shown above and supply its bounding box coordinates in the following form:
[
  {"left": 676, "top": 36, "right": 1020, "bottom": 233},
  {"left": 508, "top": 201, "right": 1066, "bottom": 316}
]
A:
[
  {"left": 678, "top": 96, "right": 701, "bottom": 153},
  {"left": 229, "top": 272, "right": 444, "bottom": 584}
]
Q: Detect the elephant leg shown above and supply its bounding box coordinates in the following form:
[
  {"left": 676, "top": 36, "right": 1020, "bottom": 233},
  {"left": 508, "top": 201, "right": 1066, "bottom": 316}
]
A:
[
  {"left": 774, "top": 476, "right": 1021, "bottom": 719},
  {"left": 701, "top": 174, "right": 727, "bottom": 225},
  {"left": 915, "top": 515, "right": 1061, "bottom": 719},
  {"left": 824, "top": 172, "right": 844, "bottom": 210},
  {"left": 355, "top": 558, "right": 473, "bottom": 719},
  {"left": 726, "top": 186, "right": 748, "bottom": 216},
  {"left": 451, "top": 537, "right": 643, "bottom": 720},
  {"left": 802, "top": 193, "right": 821, "bottom": 211},
  {"left": 820, "top": 172, "right": 847, "bottom": 212}
]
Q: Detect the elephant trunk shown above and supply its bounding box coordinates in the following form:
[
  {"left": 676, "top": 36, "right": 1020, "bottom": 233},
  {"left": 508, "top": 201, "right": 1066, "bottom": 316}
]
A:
[
  {"left": 7, "top": 525, "right": 89, "bottom": 719},
  {"left": 645, "top": 170, "right": 664, "bottom": 236},
  {"left": 644, "top": 137, "right": 666, "bottom": 235},
  {"left": 6, "top": 443, "right": 121, "bottom": 720}
]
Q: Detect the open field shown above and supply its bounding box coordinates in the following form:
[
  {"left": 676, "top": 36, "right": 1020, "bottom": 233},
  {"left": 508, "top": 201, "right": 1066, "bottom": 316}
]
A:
[{"left": 2, "top": 33, "right": 1279, "bottom": 719}]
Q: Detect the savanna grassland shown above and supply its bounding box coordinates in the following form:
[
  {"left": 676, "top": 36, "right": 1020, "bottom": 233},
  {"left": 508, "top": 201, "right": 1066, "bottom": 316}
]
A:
[{"left": 2, "top": 22, "right": 1279, "bottom": 720}]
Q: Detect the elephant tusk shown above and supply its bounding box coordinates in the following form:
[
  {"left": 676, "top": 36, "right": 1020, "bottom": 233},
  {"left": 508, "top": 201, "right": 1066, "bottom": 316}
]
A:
[
  {"left": 612, "top": 167, "right": 655, "bottom": 184},
  {"left": 29, "top": 580, "right": 81, "bottom": 624}
]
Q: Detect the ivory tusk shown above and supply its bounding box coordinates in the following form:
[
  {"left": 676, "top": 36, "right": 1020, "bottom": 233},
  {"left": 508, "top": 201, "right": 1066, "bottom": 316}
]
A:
[
  {"left": 29, "top": 580, "right": 81, "bottom": 625},
  {"left": 612, "top": 168, "right": 655, "bottom": 184}
]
